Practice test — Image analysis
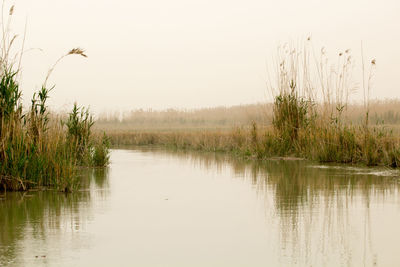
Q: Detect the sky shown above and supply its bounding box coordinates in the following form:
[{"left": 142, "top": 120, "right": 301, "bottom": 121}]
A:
[{"left": 6, "top": 0, "right": 400, "bottom": 113}]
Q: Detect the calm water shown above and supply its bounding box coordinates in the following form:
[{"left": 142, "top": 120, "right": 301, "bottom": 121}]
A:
[{"left": 1, "top": 148, "right": 400, "bottom": 267}]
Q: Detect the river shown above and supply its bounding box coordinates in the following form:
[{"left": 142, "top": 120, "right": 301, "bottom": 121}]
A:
[{"left": 1, "top": 148, "right": 399, "bottom": 266}]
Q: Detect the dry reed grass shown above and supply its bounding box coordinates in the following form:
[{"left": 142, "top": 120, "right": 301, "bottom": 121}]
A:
[
  {"left": 100, "top": 39, "right": 400, "bottom": 167},
  {"left": 0, "top": 3, "right": 109, "bottom": 191},
  {"left": 96, "top": 100, "right": 400, "bottom": 132}
]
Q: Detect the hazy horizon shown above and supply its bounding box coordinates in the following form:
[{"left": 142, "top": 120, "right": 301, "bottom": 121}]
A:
[{"left": 7, "top": 0, "right": 400, "bottom": 113}]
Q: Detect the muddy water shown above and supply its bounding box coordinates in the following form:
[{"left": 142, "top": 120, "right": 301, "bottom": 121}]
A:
[{"left": 1, "top": 148, "right": 400, "bottom": 267}]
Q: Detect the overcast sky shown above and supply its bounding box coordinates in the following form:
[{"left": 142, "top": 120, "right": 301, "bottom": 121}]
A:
[{"left": 7, "top": 0, "right": 400, "bottom": 113}]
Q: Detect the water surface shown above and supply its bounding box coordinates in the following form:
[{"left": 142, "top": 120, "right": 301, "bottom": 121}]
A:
[{"left": 1, "top": 149, "right": 399, "bottom": 266}]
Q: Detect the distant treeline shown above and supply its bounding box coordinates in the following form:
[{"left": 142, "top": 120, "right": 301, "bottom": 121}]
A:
[
  {"left": 95, "top": 104, "right": 271, "bottom": 131},
  {"left": 96, "top": 100, "right": 400, "bottom": 132}
]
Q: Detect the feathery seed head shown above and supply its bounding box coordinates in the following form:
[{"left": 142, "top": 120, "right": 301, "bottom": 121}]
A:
[{"left": 67, "top": 48, "right": 87, "bottom": 58}]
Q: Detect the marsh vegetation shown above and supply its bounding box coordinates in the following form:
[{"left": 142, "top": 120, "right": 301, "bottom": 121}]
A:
[
  {"left": 99, "top": 42, "right": 400, "bottom": 167},
  {"left": 0, "top": 5, "right": 110, "bottom": 192},
  {"left": 0, "top": 2, "right": 399, "bottom": 266}
]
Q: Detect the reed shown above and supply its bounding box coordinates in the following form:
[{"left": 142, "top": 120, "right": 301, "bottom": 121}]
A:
[
  {"left": 102, "top": 40, "right": 400, "bottom": 167},
  {"left": 0, "top": 4, "right": 110, "bottom": 191}
]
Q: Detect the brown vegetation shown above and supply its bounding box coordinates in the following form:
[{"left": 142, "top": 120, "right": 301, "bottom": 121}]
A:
[
  {"left": 98, "top": 40, "right": 400, "bottom": 167},
  {"left": 0, "top": 4, "right": 110, "bottom": 192}
]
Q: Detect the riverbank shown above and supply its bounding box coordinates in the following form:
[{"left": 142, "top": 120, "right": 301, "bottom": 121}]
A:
[
  {"left": 101, "top": 43, "right": 400, "bottom": 168},
  {"left": 104, "top": 121, "right": 400, "bottom": 167}
]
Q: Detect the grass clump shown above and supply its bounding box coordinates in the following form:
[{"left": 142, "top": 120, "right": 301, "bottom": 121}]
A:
[
  {"left": 266, "top": 40, "right": 400, "bottom": 166},
  {"left": 0, "top": 70, "right": 110, "bottom": 192},
  {"left": 0, "top": 72, "right": 76, "bottom": 191},
  {"left": 64, "top": 103, "right": 110, "bottom": 167},
  {"left": 65, "top": 103, "right": 94, "bottom": 165},
  {"left": 91, "top": 133, "right": 111, "bottom": 167}
]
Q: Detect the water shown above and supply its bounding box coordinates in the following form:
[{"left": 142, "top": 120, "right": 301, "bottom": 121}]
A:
[{"left": 1, "top": 148, "right": 400, "bottom": 267}]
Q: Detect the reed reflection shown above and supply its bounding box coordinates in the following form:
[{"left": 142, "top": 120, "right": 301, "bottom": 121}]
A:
[
  {"left": 0, "top": 168, "right": 109, "bottom": 266},
  {"left": 135, "top": 147, "right": 399, "bottom": 266}
]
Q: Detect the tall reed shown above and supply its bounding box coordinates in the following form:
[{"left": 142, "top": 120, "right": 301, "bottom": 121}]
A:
[
  {"left": 268, "top": 39, "right": 400, "bottom": 166},
  {"left": 0, "top": 3, "right": 110, "bottom": 191}
]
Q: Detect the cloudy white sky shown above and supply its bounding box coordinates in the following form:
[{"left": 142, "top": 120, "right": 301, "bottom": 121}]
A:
[{"left": 7, "top": 0, "right": 400, "bottom": 113}]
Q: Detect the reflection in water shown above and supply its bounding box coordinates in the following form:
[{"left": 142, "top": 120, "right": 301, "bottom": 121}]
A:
[
  {"left": 79, "top": 167, "right": 110, "bottom": 191},
  {"left": 0, "top": 168, "right": 109, "bottom": 266},
  {"left": 1, "top": 148, "right": 399, "bottom": 266},
  {"left": 132, "top": 147, "right": 400, "bottom": 266}
]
